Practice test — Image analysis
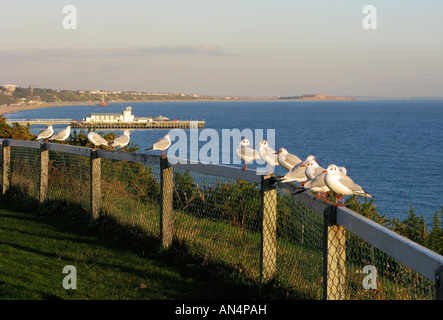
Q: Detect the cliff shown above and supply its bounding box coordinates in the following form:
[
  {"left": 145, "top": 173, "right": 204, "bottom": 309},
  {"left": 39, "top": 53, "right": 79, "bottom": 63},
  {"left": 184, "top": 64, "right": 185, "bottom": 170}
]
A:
[{"left": 279, "top": 94, "right": 356, "bottom": 101}]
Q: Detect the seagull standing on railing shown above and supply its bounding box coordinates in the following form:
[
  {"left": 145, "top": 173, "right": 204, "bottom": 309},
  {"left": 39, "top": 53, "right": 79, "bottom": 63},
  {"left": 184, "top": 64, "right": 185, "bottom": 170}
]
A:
[
  {"left": 275, "top": 155, "right": 316, "bottom": 186},
  {"left": 257, "top": 140, "right": 279, "bottom": 173},
  {"left": 49, "top": 125, "right": 71, "bottom": 144},
  {"left": 324, "top": 164, "right": 373, "bottom": 206},
  {"left": 292, "top": 171, "right": 330, "bottom": 199},
  {"left": 292, "top": 166, "right": 347, "bottom": 199},
  {"left": 146, "top": 133, "right": 171, "bottom": 157},
  {"left": 111, "top": 130, "right": 131, "bottom": 151},
  {"left": 236, "top": 138, "right": 260, "bottom": 170},
  {"left": 87, "top": 131, "right": 109, "bottom": 151},
  {"left": 276, "top": 148, "right": 302, "bottom": 171},
  {"left": 35, "top": 125, "right": 54, "bottom": 142}
]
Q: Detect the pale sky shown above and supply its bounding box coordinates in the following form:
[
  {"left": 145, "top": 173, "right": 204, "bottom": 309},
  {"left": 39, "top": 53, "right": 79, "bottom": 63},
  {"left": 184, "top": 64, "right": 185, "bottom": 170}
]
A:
[{"left": 1, "top": 0, "right": 443, "bottom": 97}]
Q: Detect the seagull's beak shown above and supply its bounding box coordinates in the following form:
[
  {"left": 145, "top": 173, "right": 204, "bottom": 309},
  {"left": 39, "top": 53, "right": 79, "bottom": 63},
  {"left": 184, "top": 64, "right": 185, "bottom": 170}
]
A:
[
  {"left": 300, "top": 164, "right": 306, "bottom": 167},
  {"left": 322, "top": 170, "right": 328, "bottom": 173}
]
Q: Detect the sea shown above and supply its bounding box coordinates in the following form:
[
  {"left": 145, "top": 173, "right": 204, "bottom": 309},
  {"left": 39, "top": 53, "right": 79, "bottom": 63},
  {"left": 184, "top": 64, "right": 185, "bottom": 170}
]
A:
[{"left": 4, "top": 99, "right": 443, "bottom": 227}]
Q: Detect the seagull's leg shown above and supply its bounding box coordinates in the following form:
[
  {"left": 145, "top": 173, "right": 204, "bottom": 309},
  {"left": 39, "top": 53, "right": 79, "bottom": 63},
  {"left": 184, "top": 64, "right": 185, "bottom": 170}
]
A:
[{"left": 242, "top": 162, "right": 247, "bottom": 170}]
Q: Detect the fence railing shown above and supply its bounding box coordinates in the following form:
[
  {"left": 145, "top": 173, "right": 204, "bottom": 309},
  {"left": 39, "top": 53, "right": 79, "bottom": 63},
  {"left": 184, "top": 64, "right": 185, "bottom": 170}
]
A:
[{"left": 1, "top": 138, "right": 442, "bottom": 300}]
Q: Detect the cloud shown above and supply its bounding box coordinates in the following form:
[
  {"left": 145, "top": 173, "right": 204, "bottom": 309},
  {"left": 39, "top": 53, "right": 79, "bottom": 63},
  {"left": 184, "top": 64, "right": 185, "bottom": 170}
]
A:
[{"left": 0, "top": 45, "right": 233, "bottom": 61}]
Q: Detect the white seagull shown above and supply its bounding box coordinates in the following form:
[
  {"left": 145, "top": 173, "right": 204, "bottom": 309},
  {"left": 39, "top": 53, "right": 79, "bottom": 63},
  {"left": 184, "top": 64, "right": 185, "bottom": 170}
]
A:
[
  {"left": 49, "top": 125, "right": 71, "bottom": 144},
  {"left": 303, "top": 159, "right": 325, "bottom": 181},
  {"left": 324, "top": 164, "right": 373, "bottom": 206},
  {"left": 257, "top": 140, "right": 279, "bottom": 173},
  {"left": 277, "top": 155, "right": 316, "bottom": 185},
  {"left": 292, "top": 171, "right": 330, "bottom": 199},
  {"left": 87, "top": 131, "right": 109, "bottom": 151},
  {"left": 276, "top": 148, "right": 302, "bottom": 171},
  {"left": 146, "top": 133, "right": 171, "bottom": 157},
  {"left": 235, "top": 139, "right": 260, "bottom": 170},
  {"left": 111, "top": 130, "right": 131, "bottom": 150},
  {"left": 293, "top": 166, "right": 347, "bottom": 199},
  {"left": 35, "top": 125, "right": 54, "bottom": 142}
]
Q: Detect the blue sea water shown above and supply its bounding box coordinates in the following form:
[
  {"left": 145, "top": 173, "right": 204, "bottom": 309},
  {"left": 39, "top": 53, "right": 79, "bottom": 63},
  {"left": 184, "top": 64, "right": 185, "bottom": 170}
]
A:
[{"left": 5, "top": 99, "right": 443, "bottom": 226}]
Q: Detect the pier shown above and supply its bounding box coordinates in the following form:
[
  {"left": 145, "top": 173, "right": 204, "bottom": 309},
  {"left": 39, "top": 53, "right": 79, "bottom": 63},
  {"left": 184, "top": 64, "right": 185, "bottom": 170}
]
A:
[
  {"left": 5, "top": 106, "right": 205, "bottom": 129},
  {"left": 6, "top": 119, "right": 205, "bottom": 129}
]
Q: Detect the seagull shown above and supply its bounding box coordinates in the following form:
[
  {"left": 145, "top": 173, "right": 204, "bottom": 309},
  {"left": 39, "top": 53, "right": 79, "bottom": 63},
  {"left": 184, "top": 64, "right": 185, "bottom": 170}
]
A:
[
  {"left": 87, "top": 131, "right": 109, "bottom": 151},
  {"left": 292, "top": 171, "right": 330, "bottom": 199},
  {"left": 35, "top": 125, "right": 54, "bottom": 142},
  {"left": 257, "top": 140, "right": 279, "bottom": 173},
  {"left": 111, "top": 130, "right": 131, "bottom": 150},
  {"left": 292, "top": 166, "right": 346, "bottom": 199},
  {"left": 49, "top": 125, "right": 71, "bottom": 144},
  {"left": 276, "top": 155, "right": 316, "bottom": 186},
  {"left": 235, "top": 138, "right": 260, "bottom": 170},
  {"left": 303, "top": 159, "right": 325, "bottom": 181},
  {"left": 276, "top": 148, "right": 302, "bottom": 171},
  {"left": 146, "top": 133, "right": 171, "bottom": 157},
  {"left": 324, "top": 164, "right": 373, "bottom": 206}
]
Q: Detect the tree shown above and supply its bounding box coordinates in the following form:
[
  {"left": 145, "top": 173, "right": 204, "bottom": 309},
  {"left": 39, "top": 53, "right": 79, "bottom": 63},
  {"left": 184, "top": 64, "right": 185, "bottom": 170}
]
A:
[
  {"left": 402, "top": 205, "right": 428, "bottom": 245},
  {"left": 0, "top": 115, "right": 36, "bottom": 140},
  {"left": 426, "top": 207, "right": 443, "bottom": 255}
]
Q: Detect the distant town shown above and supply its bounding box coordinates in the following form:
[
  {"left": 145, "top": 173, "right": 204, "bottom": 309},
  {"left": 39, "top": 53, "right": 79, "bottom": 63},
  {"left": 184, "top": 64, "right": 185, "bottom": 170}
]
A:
[{"left": 0, "top": 84, "right": 239, "bottom": 107}]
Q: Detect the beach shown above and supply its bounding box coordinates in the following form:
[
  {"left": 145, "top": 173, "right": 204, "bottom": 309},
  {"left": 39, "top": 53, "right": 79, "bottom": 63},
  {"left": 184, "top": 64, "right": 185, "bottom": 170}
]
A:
[{"left": 0, "top": 101, "right": 80, "bottom": 115}]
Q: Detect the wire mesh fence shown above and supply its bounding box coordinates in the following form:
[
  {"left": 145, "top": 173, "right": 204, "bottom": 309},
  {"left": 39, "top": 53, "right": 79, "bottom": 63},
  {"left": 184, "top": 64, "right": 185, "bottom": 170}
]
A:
[
  {"left": 9, "top": 146, "right": 40, "bottom": 201},
  {"left": 275, "top": 193, "right": 324, "bottom": 299},
  {"left": 48, "top": 150, "right": 91, "bottom": 211},
  {"left": 171, "top": 168, "right": 262, "bottom": 282},
  {"left": 100, "top": 156, "right": 161, "bottom": 238},
  {"left": 0, "top": 140, "right": 441, "bottom": 300},
  {"left": 342, "top": 229, "right": 435, "bottom": 300}
]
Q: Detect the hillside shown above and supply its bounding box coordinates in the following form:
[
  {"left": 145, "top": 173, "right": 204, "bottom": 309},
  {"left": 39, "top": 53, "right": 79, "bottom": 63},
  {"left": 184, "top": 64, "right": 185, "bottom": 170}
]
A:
[
  {"left": 279, "top": 94, "right": 356, "bottom": 101},
  {"left": 0, "top": 87, "right": 214, "bottom": 106}
]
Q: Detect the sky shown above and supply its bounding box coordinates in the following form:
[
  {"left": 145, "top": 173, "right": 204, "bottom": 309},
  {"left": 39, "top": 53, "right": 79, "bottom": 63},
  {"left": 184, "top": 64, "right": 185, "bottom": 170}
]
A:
[{"left": 1, "top": 0, "right": 443, "bottom": 97}]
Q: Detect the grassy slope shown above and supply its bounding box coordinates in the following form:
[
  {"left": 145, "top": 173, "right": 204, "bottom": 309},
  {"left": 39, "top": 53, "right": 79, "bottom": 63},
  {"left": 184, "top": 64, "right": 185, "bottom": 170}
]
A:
[{"left": 0, "top": 200, "right": 258, "bottom": 300}]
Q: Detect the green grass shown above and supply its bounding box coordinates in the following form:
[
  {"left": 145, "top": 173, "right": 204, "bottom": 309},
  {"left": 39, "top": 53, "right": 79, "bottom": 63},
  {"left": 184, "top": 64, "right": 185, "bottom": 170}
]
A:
[{"left": 0, "top": 199, "right": 259, "bottom": 300}]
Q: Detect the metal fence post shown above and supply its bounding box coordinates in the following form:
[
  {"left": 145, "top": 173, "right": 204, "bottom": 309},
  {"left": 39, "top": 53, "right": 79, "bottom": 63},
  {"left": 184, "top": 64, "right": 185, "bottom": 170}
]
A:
[
  {"left": 323, "top": 205, "right": 346, "bottom": 300},
  {"left": 39, "top": 143, "right": 49, "bottom": 209},
  {"left": 436, "top": 265, "right": 443, "bottom": 300},
  {"left": 259, "top": 175, "right": 277, "bottom": 291},
  {"left": 2, "top": 140, "right": 10, "bottom": 196},
  {"left": 90, "top": 150, "right": 101, "bottom": 224},
  {"left": 160, "top": 156, "right": 173, "bottom": 250}
]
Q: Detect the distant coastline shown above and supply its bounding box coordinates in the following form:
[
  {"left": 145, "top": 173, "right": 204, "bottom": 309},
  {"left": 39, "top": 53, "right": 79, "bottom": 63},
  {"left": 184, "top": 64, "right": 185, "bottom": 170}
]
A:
[
  {"left": 0, "top": 96, "right": 358, "bottom": 115},
  {"left": 277, "top": 94, "right": 356, "bottom": 101},
  {"left": 0, "top": 87, "right": 359, "bottom": 115}
]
